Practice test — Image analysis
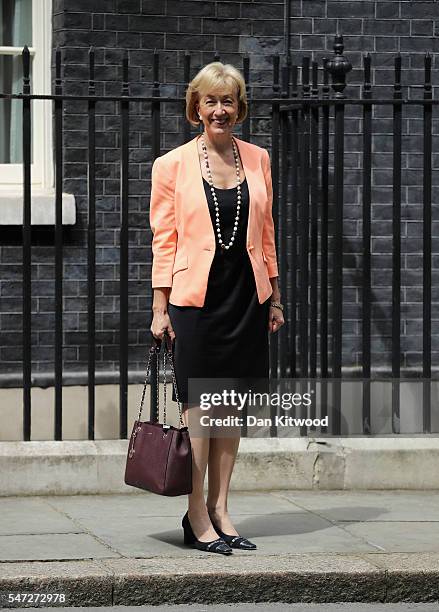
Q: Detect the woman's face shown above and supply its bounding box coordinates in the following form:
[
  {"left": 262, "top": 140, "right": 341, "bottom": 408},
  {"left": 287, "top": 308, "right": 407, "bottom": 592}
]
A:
[{"left": 196, "top": 87, "right": 239, "bottom": 137}]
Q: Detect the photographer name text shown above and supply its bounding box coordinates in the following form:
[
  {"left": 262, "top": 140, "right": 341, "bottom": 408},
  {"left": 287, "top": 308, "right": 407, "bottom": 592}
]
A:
[{"left": 200, "top": 415, "right": 329, "bottom": 427}]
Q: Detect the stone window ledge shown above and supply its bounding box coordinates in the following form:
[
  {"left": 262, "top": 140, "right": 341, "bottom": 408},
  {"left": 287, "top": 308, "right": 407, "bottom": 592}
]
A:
[{"left": 0, "top": 189, "right": 76, "bottom": 225}]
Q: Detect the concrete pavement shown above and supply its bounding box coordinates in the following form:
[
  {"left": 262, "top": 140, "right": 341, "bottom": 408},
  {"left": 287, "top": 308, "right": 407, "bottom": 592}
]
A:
[{"left": 1, "top": 490, "right": 439, "bottom": 606}]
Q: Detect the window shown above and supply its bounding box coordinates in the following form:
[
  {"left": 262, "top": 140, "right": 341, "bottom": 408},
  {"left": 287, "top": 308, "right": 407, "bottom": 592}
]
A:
[{"left": 0, "top": 0, "right": 52, "bottom": 188}]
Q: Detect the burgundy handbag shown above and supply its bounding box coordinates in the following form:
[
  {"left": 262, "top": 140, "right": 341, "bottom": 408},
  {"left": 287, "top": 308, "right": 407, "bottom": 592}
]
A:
[{"left": 124, "top": 332, "right": 192, "bottom": 496}]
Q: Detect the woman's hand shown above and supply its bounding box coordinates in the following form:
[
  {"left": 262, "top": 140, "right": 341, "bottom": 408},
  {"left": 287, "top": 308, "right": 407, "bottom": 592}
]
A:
[
  {"left": 151, "top": 288, "right": 175, "bottom": 341},
  {"left": 151, "top": 311, "right": 175, "bottom": 341},
  {"left": 268, "top": 305, "right": 285, "bottom": 334}
]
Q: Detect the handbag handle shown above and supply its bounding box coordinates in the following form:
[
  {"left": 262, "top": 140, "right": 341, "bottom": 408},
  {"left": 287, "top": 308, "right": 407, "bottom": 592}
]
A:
[{"left": 135, "top": 331, "right": 184, "bottom": 428}]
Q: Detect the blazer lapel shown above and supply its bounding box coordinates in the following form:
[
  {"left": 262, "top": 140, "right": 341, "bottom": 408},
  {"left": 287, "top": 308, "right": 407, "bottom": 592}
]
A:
[
  {"left": 233, "top": 136, "right": 258, "bottom": 248},
  {"left": 187, "top": 136, "right": 216, "bottom": 245}
]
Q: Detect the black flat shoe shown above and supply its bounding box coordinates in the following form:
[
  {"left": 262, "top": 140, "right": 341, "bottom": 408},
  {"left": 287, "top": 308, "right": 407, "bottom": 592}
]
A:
[
  {"left": 182, "top": 511, "right": 233, "bottom": 555},
  {"left": 208, "top": 511, "right": 257, "bottom": 550}
]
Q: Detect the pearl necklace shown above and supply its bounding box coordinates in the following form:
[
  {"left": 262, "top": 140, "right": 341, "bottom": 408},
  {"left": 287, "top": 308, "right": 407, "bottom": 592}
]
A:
[{"left": 201, "top": 136, "right": 241, "bottom": 251}]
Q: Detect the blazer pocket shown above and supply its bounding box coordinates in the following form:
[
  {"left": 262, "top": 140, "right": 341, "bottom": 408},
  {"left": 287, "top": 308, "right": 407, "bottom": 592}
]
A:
[{"left": 172, "top": 254, "right": 188, "bottom": 274}]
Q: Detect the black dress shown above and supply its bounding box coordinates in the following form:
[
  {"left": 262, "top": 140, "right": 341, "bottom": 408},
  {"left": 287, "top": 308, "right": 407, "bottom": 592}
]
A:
[{"left": 167, "top": 176, "right": 271, "bottom": 405}]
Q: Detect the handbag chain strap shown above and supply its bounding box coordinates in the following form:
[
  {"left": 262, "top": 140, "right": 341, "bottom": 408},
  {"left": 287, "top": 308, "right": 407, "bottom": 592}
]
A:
[{"left": 135, "top": 332, "right": 184, "bottom": 428}]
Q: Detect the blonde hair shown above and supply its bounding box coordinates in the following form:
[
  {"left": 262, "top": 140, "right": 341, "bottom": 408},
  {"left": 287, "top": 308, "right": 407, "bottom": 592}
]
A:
[{"left": 185, "top": 62, "right": 248, "bottom": 127}]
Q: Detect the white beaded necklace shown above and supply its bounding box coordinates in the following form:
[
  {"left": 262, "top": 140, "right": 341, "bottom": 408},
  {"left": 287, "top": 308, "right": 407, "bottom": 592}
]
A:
[{"left": 201, "top": 136, "right": 242, "bottom": 251}]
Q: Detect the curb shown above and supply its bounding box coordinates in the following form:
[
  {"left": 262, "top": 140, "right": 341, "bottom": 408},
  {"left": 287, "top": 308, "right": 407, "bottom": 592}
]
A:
[{"left": 1, "top": 554, "right": 439, "bottom": 606}]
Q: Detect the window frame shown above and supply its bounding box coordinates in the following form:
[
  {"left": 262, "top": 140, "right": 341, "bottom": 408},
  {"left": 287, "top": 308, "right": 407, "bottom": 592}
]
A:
[{"left": 0, "top": 0, "right": 53, "bottom": 189}]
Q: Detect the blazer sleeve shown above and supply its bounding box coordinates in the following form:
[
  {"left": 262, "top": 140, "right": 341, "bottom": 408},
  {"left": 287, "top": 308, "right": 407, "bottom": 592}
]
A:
[
  {"left": 262, "top": 148, "right": 279, "bottom": 278},
  {"left": 149, "top": 155, "right": 177, "bottom": 288}
]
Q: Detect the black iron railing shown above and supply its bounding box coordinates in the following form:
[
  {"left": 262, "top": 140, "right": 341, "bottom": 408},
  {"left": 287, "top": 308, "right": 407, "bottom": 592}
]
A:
[{"left": 0, "top": 33, "right": 438, "bottom": 439}]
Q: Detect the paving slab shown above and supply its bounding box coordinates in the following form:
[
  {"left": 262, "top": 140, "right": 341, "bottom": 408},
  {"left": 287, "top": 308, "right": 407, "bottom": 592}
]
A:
[
  {"left": 0, "top": 533, "right": 119, "bottom": 562},
  {"left": 273, "top": 490, "right": 439, "bottom": 522},
  {"left": 0, "top": 497, "right": 78, "bottom": 536},
  {"left": 336, "top": 521, "right": 439, "bottom": 553},
  {"left": 226, "top": 512, "right": 379, "bottom": 554},
  {"left": 361, "top": 552, "right": 439, "bottom": 571}
]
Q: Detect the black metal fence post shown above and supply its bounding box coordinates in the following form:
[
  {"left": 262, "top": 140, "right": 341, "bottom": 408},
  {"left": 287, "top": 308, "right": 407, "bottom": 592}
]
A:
[
  {"left": 242, "top": 54, "right": 250, "bottom": 142},
  {"left": 150, "top": 50, "right": 161, "bottom": 422},
  {"left": 392, "top": 53, "right": 402, "bottom": 435},
  {"left": 87, "top": 47, "right": 97, "bottom": 440},
  {"left": 279, "top": 62, "right": 289, "bottom": 379},
  {"left": 423, "top": 53, "right": 433, "bottom": 434},
  {"left": 309, "top": 59, "right": 319, "bottom": 429},
  {"left": 119, "top": 51, "right": 130, "bottom": 439},
  {"left": 298, "top": 55, "right": 310, "bottom": 436},
  {"left": 362, "top": 53, "right": 373, "bottom": 435},
  {"left": 319, "top": 58, "right": 330, "bottom": 435},
  {"left": 183, "top": 51, "right": 191, "bottom": 144},
  {"left": 270, "top": 54, "right": 280, "bottom": 381},
  {"left": 22, "top": 45, "right": 32, "bottom": 441},
  {"left": 289, "top": 63, "right": 299, "bottom": 381},
  {"left": 325, "top": 32, "right": 352, "bottom": 435},
  {"left": 298, "top": 55, "right": 310, "bottom": 385},
  {"left": 54, "top": 47, "right": 64, "bottom": 440}
]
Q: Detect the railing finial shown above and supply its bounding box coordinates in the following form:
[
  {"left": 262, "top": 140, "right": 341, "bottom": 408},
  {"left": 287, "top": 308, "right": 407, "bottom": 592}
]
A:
[{"left": 325, "top": 33, "right": 352, "bottom": 98}]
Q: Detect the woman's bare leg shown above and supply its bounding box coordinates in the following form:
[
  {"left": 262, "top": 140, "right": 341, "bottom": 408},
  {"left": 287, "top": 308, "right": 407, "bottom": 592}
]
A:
[
  {"left": 182, "top": 404, "right": 219, "bottom": 542},
  {"left": 206, "top": 434, "right": 241, "bottom": 536}
]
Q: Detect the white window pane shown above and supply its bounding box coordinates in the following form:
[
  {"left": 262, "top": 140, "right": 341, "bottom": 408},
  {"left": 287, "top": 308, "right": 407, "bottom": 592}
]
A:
[
  {"left": 0, "top": 0, "right": 33, "bottom": 163},
  {"left": 0, "top": 55, "right": 34, "bottom": 163},
  {"left": 1, "top": 0, "right": 33, "bottom": 46}
]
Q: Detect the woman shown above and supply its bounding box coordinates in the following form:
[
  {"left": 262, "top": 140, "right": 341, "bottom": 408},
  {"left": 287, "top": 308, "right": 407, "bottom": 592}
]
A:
[{"left": 149, "top": 62, "right": 284, "bottom": 555}]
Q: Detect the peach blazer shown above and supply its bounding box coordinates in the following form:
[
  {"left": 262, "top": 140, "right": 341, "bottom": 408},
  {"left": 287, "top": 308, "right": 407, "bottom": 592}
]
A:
[{"left": 149, "top": 134, "right": 279, "bottom": 307}]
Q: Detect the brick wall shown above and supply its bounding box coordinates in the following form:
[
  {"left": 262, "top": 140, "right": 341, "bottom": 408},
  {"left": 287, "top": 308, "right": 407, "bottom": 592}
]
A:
[{"left": 1, "top": 0, "right": 439, "bottom": 384}]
